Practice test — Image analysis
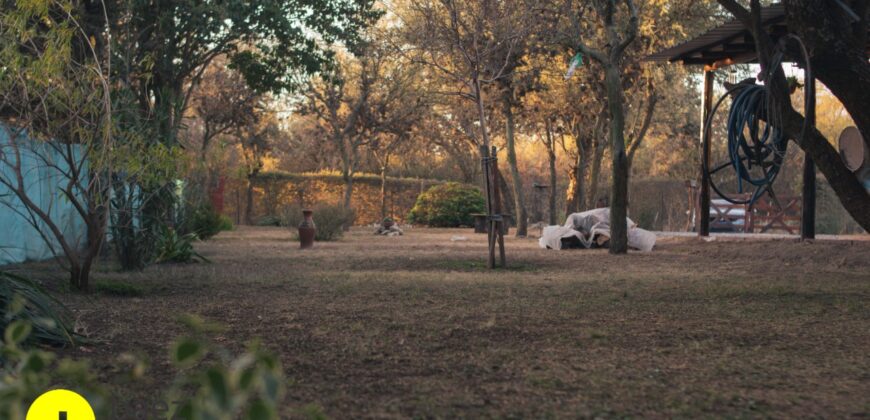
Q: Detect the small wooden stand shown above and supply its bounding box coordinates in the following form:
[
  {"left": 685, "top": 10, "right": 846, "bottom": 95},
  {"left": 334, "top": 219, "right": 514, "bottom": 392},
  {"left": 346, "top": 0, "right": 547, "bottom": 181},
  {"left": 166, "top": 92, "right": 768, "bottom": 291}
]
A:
[{"left": 480, "top": 146, "right": 506, "bottom": 268}]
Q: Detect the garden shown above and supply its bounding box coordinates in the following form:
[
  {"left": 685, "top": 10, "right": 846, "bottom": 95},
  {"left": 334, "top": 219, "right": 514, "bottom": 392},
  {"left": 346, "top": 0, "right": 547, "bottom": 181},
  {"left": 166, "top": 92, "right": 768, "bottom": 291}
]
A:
[{"left": 1, "top": 0, "right": 869, "bottom": 418}]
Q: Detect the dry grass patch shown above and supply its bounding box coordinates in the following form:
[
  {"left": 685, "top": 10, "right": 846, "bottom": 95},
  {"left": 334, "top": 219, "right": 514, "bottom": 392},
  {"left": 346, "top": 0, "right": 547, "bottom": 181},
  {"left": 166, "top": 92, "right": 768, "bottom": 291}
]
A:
[{"left": 23, "top": 226, "right": 869, "bottom": 418}]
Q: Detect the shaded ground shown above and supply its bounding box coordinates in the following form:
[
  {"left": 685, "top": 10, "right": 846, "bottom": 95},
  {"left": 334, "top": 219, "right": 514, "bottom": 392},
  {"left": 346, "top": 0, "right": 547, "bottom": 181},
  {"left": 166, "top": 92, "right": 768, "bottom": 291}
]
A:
[{"left": 32, "top": 227, "right": 870, "bottom": 417}]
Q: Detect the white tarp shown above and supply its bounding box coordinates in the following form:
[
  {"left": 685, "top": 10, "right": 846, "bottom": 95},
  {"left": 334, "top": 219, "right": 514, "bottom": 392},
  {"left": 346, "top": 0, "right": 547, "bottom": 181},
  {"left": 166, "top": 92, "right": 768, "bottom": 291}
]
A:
[{"left": 538, "top": 208, "right": 656, "bottom": 252}]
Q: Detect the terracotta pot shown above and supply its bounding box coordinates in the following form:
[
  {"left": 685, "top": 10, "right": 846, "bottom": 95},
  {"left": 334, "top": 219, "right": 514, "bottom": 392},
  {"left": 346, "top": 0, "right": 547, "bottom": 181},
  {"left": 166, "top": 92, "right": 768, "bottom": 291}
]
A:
[{"left": 298, "top": 209, "right": 316, "bottom": 249}]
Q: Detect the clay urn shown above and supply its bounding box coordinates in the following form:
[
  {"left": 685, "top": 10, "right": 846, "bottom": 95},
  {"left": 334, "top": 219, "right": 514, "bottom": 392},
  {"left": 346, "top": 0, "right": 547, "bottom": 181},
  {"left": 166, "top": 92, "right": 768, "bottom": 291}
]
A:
[{"left": 298, "top": 209, "right": 316, "bottom": 249}]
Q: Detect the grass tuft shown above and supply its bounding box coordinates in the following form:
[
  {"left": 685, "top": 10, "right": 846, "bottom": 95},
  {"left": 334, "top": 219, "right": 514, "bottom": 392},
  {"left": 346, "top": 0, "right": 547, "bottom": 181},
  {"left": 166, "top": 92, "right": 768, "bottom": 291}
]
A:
[{"left": 94, "top": 280, "right": 145, "bottom": 297}]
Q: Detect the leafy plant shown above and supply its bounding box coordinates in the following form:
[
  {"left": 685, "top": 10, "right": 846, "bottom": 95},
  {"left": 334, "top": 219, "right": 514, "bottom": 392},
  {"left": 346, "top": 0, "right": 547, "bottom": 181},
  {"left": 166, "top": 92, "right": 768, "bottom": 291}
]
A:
[
  {"left": 155, "top": 226, "right": 210, "bottom": 264},
  {"left": 0, "top": 271, "right": 76, "bottom": 347},
  {"left": 184, "top": 202, "right": 233, "bottom": 240},
  {"left": 166, "top": 315, "right": 286, "bottom": 419},
  {"left": 282, "top": 204, "right": 355, "bottom": 241},
  {"left": 408, "top": 182, "right": 485, "bottom": 227},
  {"left": 0, "top": 321, "right": 108, "bottom": 419},
  {"left": 0, "top": 314, "right": 285, "bottom": 419}
]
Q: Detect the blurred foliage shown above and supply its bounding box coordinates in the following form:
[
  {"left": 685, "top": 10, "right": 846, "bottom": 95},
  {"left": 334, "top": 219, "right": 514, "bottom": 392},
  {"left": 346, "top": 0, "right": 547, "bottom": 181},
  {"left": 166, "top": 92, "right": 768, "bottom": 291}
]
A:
[
  {"left": 408, "top": 183, "right": 485, "bottom": 227},
  {"left": 1, "top": 314, "right": 285, "bottom": 419},
  {"left": 0, "top": 321, "right": 108, "bottom": 419},
  {"left": 0, "top": 271, "right": 76, "bottom": 348},
  {"left": 166, "top": 315, "right": 286, "bottom": 420}
]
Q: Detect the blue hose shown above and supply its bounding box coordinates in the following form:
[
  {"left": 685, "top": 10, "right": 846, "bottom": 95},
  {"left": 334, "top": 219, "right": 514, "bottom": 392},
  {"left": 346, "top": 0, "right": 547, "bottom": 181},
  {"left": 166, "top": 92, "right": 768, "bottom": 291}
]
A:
[{"left": 725, "top": 84, "right": 787, "bottom": 204}]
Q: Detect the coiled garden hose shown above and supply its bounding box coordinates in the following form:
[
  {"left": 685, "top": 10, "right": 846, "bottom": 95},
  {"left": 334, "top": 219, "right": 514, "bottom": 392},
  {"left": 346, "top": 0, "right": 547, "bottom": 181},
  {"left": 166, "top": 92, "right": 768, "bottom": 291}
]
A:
[{"left": 702, "top": 34, "right": 814, "bottom": 206}]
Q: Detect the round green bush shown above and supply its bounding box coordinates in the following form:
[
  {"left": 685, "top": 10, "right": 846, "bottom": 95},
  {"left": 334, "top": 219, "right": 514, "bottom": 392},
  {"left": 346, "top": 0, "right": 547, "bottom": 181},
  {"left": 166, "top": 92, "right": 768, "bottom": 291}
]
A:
[{"left": 408, "top": 182, "right": 485, "bottom": 227}]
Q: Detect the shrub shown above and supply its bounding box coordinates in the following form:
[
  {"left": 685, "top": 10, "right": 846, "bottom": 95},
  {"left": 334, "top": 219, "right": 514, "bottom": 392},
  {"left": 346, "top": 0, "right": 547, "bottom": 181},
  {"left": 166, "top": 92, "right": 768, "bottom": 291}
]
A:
[
  {"left": 155, "top": 225, "right": 209, "bottom": 264},
  {"left": 185, "top": 202, "right": 232, "bottom": 240},
  {"left": 218, "top": 215, "right": 234, "bottom": 232},
  {"left": 0, "top": 321, "right": 108, "bottom": 419},
  {"left": 166, "top": 315, "right": 286, "bottom": 419},
  {"left": 0, "top": 315, "right": 282, "bottom": 419},
  {"left": 0, "top": 271, "right": 76, "bottom": 347},
  {"left": 256, "top": 215, "right": 283, "bottom": 227},
  {"left": 282, "top": 204, "right": 355, "bottom": 241},
  {"left": 408, "top": 182, "right": 485, "bottom": 227}
]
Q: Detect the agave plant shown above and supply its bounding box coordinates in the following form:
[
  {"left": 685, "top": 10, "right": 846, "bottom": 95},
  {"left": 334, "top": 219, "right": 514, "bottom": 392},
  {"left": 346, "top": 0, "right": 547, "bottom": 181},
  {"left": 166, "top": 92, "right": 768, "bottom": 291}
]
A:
[
  {"left": 0, "top": 271, "right": 76, "bottom": 347},
  {"left": 155, "top": 225, "right": 210, "bottom": 264}
]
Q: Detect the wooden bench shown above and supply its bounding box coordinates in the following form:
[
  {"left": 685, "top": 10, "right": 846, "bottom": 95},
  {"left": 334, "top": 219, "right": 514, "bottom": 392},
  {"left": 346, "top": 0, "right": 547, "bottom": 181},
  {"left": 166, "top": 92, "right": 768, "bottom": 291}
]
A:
[
  {"left": 747, "top": 195, "right": 801, "bottom": 235},
  {"left": 693, "top": 188, "right": 801, "bottom": 234}
]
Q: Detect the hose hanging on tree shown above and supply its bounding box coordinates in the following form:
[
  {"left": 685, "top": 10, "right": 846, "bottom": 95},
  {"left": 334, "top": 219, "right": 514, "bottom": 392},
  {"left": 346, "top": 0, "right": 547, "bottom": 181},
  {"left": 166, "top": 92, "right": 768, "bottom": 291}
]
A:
[
  {"left": 725, "top": 84, "right": 787, "bottom": 204},
  {"left": 702, "top": 34, "right": 813, "bottom": 206}
]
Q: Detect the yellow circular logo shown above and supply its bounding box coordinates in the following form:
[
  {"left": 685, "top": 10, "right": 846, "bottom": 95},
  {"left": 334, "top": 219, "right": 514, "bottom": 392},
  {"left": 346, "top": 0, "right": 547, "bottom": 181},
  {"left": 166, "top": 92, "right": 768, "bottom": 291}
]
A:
[{"left": 26, "top": 389, "right": 95, "bottom": 420}]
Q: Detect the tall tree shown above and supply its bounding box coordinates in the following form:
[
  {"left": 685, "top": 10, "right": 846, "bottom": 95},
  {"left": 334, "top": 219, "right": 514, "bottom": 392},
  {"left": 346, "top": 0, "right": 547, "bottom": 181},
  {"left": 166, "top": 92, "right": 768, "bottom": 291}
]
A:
[
  {"left": 304, "top": 56, "right": 371, "bottom": 209},
  {"left": 567, "top": 0, "right": 640, "bottom": 254},
  {"left": 490, "top": 7, "right": 539, "bottom": 237},
  {"left": 238, "top": 116, "right": 278, "bottom": 225},
  {"left": 401, "top": 0, "right": 525, "bottom": 239},
  {"left": 303, "top": 35, "right": 427, "bottom": 210}
]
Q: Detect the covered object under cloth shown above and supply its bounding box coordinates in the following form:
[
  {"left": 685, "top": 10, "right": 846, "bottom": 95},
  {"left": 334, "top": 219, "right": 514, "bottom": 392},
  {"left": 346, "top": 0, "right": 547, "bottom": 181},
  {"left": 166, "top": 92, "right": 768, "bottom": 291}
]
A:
[{"left": 538, "top": 208, "right": 656, "bottom": 252}]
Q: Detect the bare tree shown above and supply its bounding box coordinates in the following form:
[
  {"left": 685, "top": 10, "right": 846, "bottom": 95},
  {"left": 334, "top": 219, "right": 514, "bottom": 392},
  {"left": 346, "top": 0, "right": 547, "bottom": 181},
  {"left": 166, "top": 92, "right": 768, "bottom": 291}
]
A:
[
  {"left": 566, "top": 0, "right": 640, "bottom": 254},
  {"left": 0, "top": 1, "right": 113, "bottom": 289},
  {"left": 401, "top": 0, "right": 525, "bottom": 239},
  {"left": 238, "top": 117, "right": 277, "bottom": 225},
  {"left": 190, "top": 61, "right": 260, "bottom": 162}
]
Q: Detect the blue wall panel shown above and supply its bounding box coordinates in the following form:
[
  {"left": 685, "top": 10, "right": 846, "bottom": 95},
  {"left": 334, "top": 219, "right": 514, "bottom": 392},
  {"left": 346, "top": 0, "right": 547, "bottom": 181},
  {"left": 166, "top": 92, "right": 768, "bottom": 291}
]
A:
[{"left": 0, "top": 126, "right": 86, "bottom": 265}]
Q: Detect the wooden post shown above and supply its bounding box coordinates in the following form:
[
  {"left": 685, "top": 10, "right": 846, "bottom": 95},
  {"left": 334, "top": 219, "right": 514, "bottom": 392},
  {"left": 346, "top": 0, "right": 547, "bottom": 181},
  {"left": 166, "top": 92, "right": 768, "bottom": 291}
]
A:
[
  {"left": 699, "top": 69, "right": 714, "bottom": 236},
  {"left": 480, "top": 145, "right": 496, "bottom": 269},
  {"left": 801, "top": 75, "right": 816, "bottom": 240},
  {"left": 491, "top": 146, "right": 506, "bottom": 267}
]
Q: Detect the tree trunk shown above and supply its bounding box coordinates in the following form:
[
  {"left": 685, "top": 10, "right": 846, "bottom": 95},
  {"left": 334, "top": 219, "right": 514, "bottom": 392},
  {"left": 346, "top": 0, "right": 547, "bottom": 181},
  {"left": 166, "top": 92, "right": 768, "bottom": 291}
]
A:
[
  {"left": 343, "top": 172, "right": 354, "bottom": 210},
  {"left": 565, "top": 152, "right": 587, "bottom": 215},
  {"left": 245, "top": 176, "right": 255, "bottom": 225},
  {"left": 380, "top": 156, "right": 389, "bottom": 220},
  {"left": 69, "top": 261, "right": 88, "bottom": 292},
  {"left": 77, "top": 218, "right": 106, "bottom": 291},
  {"left": 473, "top": 77, "right": 494, "bottom": 220},
  {"left": 588, "top": 119, "right": 607, "bottom": 209},
  {"left": 605, "top": 65, "right": 629, "bottom": 254},
  {"left": 546, "top": 120, "right": 558, "bottom": 225},
  {"left": 783, "top": 2, "right": 870, "bottom": 230},
  {"left": 497, "top": 169, "right": 515, "bottom": 225},
  {"left": 503, "top": 102, "right": 528, "bottom": 236},
  {"left": 783, "top": 107, "right": 870, "bottom": 229}
]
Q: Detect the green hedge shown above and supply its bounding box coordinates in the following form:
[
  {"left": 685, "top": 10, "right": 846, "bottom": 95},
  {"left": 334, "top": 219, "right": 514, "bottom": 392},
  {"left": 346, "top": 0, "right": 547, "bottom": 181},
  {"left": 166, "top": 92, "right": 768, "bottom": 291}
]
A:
[{"left": 408, "top": 182, "right": 485, "bottom": 227}]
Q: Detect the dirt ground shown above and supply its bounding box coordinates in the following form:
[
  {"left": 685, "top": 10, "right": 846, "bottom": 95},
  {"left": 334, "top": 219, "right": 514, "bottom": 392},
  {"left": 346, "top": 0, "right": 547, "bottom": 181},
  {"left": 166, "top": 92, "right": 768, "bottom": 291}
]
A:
[{"left": 37, "top": 226, "right": 870, "bottom": 418}]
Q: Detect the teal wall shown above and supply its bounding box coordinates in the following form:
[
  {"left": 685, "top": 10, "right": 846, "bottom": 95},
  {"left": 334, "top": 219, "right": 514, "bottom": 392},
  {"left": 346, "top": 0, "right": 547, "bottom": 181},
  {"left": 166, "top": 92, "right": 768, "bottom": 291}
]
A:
[{"left": 0, "top": 126, "right": 86, "bottom": 265}]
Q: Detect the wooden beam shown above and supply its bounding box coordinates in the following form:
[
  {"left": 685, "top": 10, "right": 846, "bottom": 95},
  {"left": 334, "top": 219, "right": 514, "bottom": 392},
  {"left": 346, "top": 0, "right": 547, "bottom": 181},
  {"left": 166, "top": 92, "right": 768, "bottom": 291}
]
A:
[
  {"left": 700, "top": 51, "right": 737, "bottom": 59},
  {"left": 801, "top": 76, "right": 816, "bottom": 240},
  {"left": 699, "top": 70, "right": 714, "bottom": 237}
]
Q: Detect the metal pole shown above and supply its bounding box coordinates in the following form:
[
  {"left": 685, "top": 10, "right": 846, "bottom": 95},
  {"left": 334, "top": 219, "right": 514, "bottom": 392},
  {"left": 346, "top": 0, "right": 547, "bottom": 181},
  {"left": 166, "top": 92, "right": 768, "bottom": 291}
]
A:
[
  {"left": 801, "top": 74, "right": 816, "bottom": 240},
  {"left": 699, "top": 69, "right": 714, "bottom": 236}
]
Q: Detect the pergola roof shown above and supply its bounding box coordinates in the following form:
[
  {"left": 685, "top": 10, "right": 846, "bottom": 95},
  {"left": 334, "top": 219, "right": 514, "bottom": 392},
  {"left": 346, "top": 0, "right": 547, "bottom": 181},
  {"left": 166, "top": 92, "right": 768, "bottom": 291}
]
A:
[{"left": 645, "top": 4, "right": 786, "bottom": 66}]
